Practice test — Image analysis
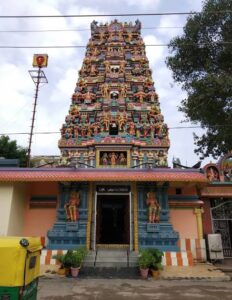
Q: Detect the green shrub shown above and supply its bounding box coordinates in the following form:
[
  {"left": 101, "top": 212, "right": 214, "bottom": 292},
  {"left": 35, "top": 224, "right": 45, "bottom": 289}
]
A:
[
  {"left": 147, "top": 248, "right": 164, "bottom": 270},
  {"left": 70, "top": 247, "right": 88, "bottom": 268},
  {"left": 63, "top": 250, "right": 73, "bottom": 268},
  {"left": 138, "top": 249, "right": 154, "bottom": 269},
  {"left": 52, "top": 254, "right": 66, "bottom": 268}
]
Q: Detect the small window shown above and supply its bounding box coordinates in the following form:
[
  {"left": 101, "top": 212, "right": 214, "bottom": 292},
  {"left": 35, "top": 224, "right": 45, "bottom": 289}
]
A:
[
  {"left": 109, "top": 123, "right": 118, "bottom": 135},
  {"left": 176, "top": 188, "right": 182, "bottom": 195},
  {"left": 30, "top": 195, "right": 57, "bottom": 208},
  {"left": 111, "top": 65, "right": 119, "bottom": 73},
  {"left": 110, "top": 91, "right": 119, "bottom": 99}
]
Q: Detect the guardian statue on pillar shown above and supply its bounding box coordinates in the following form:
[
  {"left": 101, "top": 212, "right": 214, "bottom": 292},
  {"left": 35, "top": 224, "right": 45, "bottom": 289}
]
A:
[
  {"left": 146, "top": 192, "right": 161, "bottom": 223},
  {"left": 64, "top": 191, "right": 80, "bottom": 222}
]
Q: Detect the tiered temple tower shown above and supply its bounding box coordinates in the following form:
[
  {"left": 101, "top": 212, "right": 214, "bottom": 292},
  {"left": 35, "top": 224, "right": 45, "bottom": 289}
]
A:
[
  {"left": 47, "top": 20, "right": 179, "bottom": 251},
  {"left": 59, "top": 20, "right": 169, "bottom": 169}
]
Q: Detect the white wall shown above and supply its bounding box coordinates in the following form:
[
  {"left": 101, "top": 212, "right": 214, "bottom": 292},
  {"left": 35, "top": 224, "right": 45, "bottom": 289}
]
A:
[
  {"left": 0, "top": 183, "right": 27, "bottom": 236},
  {"left": 8, "top": 183, "right": 27, "bottom": 236},
  {"left": 0, "top": 183, "right": 14, "bottom": 235}
]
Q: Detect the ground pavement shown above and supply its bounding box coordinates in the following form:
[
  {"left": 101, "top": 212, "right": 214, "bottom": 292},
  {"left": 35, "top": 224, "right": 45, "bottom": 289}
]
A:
[
  {"left": 38, "top": 263, "right": 231, "bottom": 300},
  {"left": 38, "top": 277, "right": 232, "bottom": 300}
]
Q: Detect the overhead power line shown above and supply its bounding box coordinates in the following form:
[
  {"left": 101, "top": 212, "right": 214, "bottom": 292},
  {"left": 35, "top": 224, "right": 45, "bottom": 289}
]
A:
[
  {"left": 0, "top": 41, "right": 231, "bottom": 49},
  {"left": 0, "top": 26, "right": 184, "bottom": 33},
  {"left": 0, "top": 11, "right": 231, "bottom": 18}
]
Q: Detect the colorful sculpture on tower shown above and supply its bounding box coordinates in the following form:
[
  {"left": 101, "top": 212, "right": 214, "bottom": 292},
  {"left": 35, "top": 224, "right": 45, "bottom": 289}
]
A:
[{"left": 59, "top": 20, "right": 169, "bottom": 168}]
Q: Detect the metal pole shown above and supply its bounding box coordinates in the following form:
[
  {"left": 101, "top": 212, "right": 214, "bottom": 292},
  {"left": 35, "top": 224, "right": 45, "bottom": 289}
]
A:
[
  {"left": 27, "top": 67, "right": 41, "bottom": 167},
  {"left": 94, "top": 191, "right": 98, "bottom": 251}
]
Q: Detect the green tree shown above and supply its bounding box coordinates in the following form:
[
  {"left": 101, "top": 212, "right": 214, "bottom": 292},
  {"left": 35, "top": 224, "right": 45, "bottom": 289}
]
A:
[
  {"left": 166, "top": 0, "right": 232, "bottom": 158},
  {"left": 0, "top": 135, "right": 27, "bottom": 166}
]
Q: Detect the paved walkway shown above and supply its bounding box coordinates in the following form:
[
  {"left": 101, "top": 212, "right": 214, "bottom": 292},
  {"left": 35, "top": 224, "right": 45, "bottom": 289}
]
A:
[{"left": 38, "top": 278, "right": 232, "bottom": 300}]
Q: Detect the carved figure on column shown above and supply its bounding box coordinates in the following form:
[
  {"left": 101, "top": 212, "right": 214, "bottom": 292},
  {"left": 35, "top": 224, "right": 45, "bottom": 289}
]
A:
[
  {"left": 100, "top": 111, "right": 111, "bottom": 131},
  {"left": 64, "top": 191, "right": 80, "bottom": 222},
  {"left": 120, "top": 83, "right": 128, "bottom": 99},
  {"left": 117, "top": 111, "right": 127, "bottom": 131},
  {"left": 134, "top": 88, "right": 147, "bottom": 103},
  {"left": 101, "top": 83, "right": 110, "bottom": 99},
  {"left": 83, "top": 89, "right": 96, "bottom": 104},
  {"left": 104, "top": 61, "right": 111, "bottom": 73},
  {"left": 146, "top": 192, "right": 161, "bottom": 223},
  {"left": 119, "top": 60, "right": 126, "bottom": 73}
]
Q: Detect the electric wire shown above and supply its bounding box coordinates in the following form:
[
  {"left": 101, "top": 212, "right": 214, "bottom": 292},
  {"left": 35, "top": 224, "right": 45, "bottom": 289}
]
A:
[
  {"left": 0, "top": 10, "right": 231, "bottom": 18},
  {"left": 0, "top": 41, "right": 231, "bottom": 49},
  {"left": 0, "top": 26, "right": 184, "bottom": 33}
]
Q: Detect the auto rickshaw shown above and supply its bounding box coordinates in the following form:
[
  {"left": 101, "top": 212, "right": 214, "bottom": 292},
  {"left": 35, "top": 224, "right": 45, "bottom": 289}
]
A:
[{"left": 0, "top": 237, "right": 42, "bottom": 300}]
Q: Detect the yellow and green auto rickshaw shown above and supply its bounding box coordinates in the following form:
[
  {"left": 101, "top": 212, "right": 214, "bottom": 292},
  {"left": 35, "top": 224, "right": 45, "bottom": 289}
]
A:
[{"left": 0, "top": 237, "right": 42, "bottom": 300}]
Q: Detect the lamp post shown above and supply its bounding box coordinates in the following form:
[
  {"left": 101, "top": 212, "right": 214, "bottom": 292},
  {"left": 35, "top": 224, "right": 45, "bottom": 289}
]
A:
[{"left": 28, "top": 54, "right": 48, "bottom": 167}]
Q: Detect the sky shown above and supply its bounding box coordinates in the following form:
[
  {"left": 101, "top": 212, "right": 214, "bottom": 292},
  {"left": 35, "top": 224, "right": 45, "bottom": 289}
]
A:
[{"left": 0, "top": 0, "right": 215, "bottom": 167}]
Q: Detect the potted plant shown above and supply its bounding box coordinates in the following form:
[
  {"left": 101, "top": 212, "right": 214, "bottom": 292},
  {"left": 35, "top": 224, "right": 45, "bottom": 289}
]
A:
[
  {"left": 70, "top": 247, "right": 87, "bottom": 278},
  {"left": 138, "top": 249, "right": 154, "bottom": 279},
  {"left": 63, "top": 250, "right": 74, "bottom": 276},
  {"left": 148, "top": 248, "right": 164, "bottom": 279},
  {"left": 52, "top": 253, "right": 66, "bottom": 275}
]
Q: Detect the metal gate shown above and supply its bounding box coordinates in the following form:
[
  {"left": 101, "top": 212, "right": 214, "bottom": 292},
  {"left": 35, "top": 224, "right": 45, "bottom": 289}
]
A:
[{"left": 211, "top": 201, "right": 232, "bottom": 257}]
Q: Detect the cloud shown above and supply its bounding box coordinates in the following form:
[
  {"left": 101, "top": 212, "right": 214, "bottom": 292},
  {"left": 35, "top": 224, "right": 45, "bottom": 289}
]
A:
[
  {"left": 127, "top": 0, "right": 160, "bottom": 8},
  {"left": 157, "top": 15, "right": 184, "bottom": 40},
  {"left": 0, "top": 0, "right": 216, "bottom": 167},
  {"left": 144, "top": 34, "right": 164, "bottom": 67}
]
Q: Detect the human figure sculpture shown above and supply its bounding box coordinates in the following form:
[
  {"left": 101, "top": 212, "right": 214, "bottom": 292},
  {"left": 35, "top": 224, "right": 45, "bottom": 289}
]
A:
[
  {"left": 90, "top": 64, "right": 98, "bottom": 75},
  {"left": 117, "top": 112, "right": 127, "bottom": 131},
  {"left": 110, "top": 152, "right": 117, "bottom": 166},
  {"left": 100, "top": 111, "right": 111, "bottom": 131},
  {"left": 119, "top": 60, "right": 126, "bottom": 73},
  {"left": 104, "top": 61, "right": 111, "bottom": 73},
  {"left": 64, "top": 191, "right": 80, "bottom": 222},
  {"left": 148, "top": 90, "right": 159, "bottom": 103},
  {"left": 134, "top": 89, "right": 147, "bottom": 103},
  {"left": 119, "top": 153, "right": 127, "bottom": 165},
  {"left": 128, "top": 122, "right": 136, "bottom": 135},
  {"left": 83, "top": 90, "right": 96, "bottom": 104},
  {"left": 101, "top": 83, "right": 110, "bottom": 99},
  {"left": 120, "top": 84, "right": 128, "bottom": 98},
  {"left": 146, "top": 192, "right": 161, "bottom": 223},
  {"left": 157, "top": 150, "right": 168, "bottom": 167},
  {"left": 69, "top": 105, "right": 79, "bottom": 116},
  {"left": 102, "top": 153, "right": 109, "bottom": 165}
]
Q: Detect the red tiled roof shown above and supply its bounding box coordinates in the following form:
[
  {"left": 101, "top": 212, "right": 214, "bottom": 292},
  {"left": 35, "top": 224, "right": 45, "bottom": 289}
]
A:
[{"left": 0, "top": 168, "right": 207, "bottom": 183}]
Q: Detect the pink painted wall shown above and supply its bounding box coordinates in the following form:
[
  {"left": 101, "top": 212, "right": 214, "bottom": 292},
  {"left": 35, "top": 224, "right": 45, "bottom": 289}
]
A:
[
  {"left": 23, "top": 182, "right": 58, "bottom": 237},
  {"left": 170, "top": 208, "right": 198, "bottom": 238},
  {"left": 168, "top": 186, "right": 197, "bottom": 196}
]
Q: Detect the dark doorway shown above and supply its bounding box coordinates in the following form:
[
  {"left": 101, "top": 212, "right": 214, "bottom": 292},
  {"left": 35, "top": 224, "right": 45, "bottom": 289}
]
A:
[{"left": 96, "top": 195, "right": 130, "bottom": 244}]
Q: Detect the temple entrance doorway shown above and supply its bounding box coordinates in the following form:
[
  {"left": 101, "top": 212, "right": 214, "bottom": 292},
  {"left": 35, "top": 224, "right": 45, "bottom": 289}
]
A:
[{"left": 96, "top": 194, "right": 130, "bottom": 247}]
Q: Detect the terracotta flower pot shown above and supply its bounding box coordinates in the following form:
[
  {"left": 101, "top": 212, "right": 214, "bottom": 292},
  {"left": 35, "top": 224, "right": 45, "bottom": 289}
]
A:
[
  {"left": 151, "top": 269, "right": 159, "bottom": 279},
  {"left": 65, "top": 267, "right": 70, "bottom": 276},
  {"left": 140, "top": 268, "right": 149, "bottom": 279},
  {"left": 57, "top": 268, "right": 66, "bottom": 276},
  {"left": 71, "top": 267, "right": 80, "bottom": 278}
]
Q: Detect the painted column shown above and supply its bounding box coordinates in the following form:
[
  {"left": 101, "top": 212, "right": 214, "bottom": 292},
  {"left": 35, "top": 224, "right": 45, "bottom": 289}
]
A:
[
  {"left": 86, "top": 183, "right": 93, "bottom": 250},
  {"left": 194, "top": 207, "right": 204, "bottom": 239},
  {"left": 132, "top": 183, "right": 139, "bottom": 251}
]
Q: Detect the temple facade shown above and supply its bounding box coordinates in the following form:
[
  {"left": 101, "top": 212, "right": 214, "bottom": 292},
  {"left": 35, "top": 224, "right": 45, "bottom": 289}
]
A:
[{"left": 1, "top": 20, "right": 231, "bottom": 259}]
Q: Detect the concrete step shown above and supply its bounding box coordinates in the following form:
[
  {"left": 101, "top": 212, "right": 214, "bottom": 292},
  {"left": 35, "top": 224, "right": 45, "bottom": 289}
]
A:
[
  {"left": 95, "top": 249, "right": 128, "bottom": 267},
  {"left": 80, "top": 267, "right": 140, "bottom": 279},
  {"left": 83, "top": 250, "right": 139, "bottom": 268}
]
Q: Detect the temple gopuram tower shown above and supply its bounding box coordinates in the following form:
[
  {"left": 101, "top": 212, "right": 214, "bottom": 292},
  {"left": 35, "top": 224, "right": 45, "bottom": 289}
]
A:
[
  {"left": 59, "top": 20, "right": 169, "bottom": 168},
  {"left": 47, "top": 20, "right": 206, "bottom": 254}
]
